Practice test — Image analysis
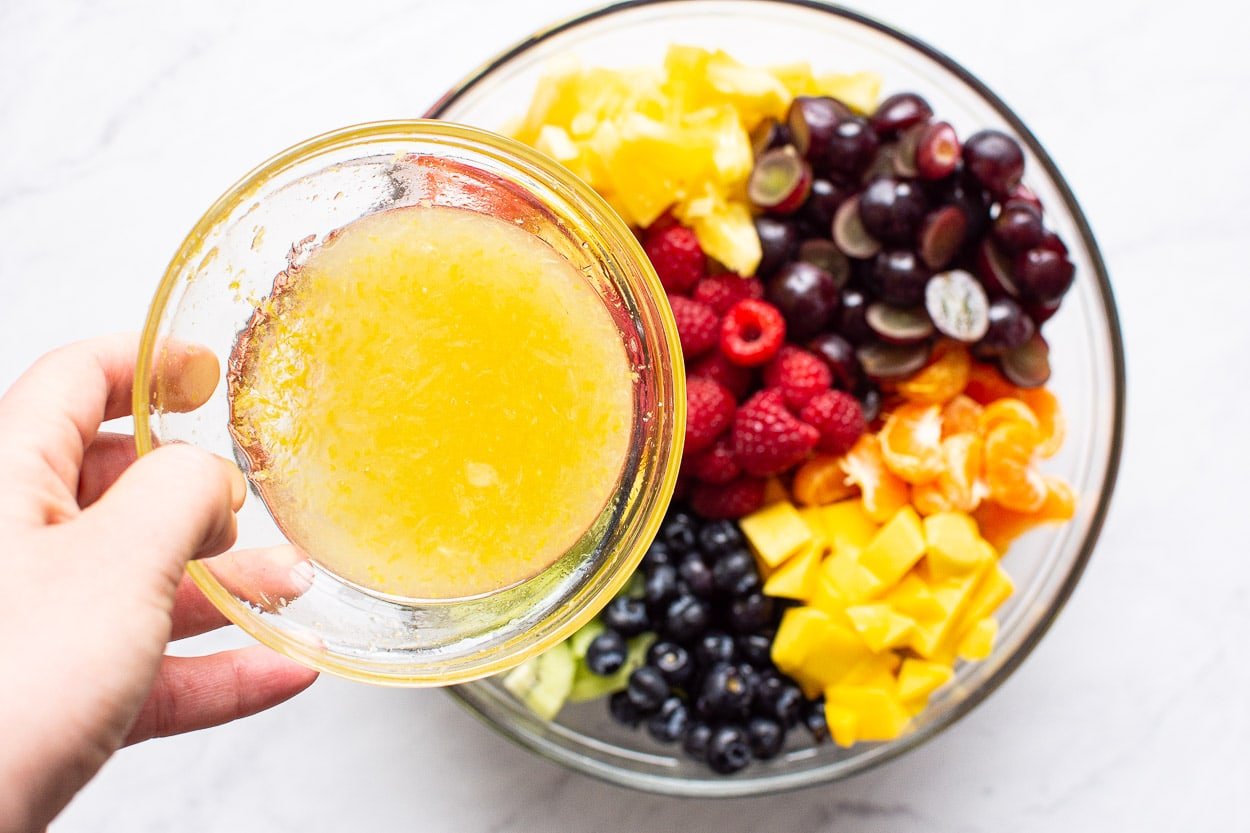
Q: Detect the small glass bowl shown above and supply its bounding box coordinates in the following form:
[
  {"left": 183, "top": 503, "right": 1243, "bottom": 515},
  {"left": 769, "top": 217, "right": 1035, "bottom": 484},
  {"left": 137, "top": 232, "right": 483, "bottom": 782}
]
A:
[
  {"left": 427, "top": 0, "right": 1125, "bottom": 796},
  {"left": 134, "top": 121, "right": 685, "bottom": 686}
]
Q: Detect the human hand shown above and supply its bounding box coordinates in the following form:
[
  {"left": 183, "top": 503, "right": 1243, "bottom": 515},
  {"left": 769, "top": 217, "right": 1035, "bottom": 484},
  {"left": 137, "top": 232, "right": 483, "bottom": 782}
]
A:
[{"left": 0, "top": 335, "right": 318, "bottom": 833}]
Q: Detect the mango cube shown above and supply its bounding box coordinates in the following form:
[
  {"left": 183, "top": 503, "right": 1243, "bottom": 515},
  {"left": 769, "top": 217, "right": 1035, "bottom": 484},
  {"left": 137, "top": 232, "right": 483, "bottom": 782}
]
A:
[
  {"left": 859, "top": 506, "right": 927, "bottom": 587},
  {"left": 772, "top": 607, "right": 870, "bottom": 690},
  {"left": 824, "top": 702, "right": 860, "bottom": 747},
  {"left": 909, "top": 569, "right": 988, "bottom": 658},
  {"left": 843, "top": 650, "right": 902, "bottom": 688},
  {"left": 963, "top": 561, "right": 1015, "bottom": 625},
  {"left": 797, "top": 505, "right": 829, "bottom": 544},
  {"left": 923, "top": 512, "right": 988, "bottom": 578},
  {"left": 957, "top": 617, "right": 998, "bottom": 661},
  {"left": 821, "top": 499, "right": 878, "bottom": 557},
  {"left": 762, "top": 542, "right": 822, "bottom": 601},
  {"left": 845, "top": 603, "right": 917, "bottom": 652},
  {"left": 807, "top": 575, "right": 859, "bottom": 630},
  {"left": 821, "top": 548, "right": 885, "bottom": 603},
  {"left": 740, "top": 500, "right": 812, "bottom": 568},
  {"left": 896, "top": 659, "right": 953, "bottom": 708},
  {"left": 885, "top": 572, "right": 945, "bottom": 622},
  {"left": 825, "top": 684, "right": 910, "bottom": 744}
]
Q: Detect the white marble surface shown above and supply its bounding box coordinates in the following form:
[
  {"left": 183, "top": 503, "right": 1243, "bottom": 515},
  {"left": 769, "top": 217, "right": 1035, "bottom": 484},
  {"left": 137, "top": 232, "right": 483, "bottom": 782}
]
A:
[{"left": 2, "top": 0, "right": 1247, "bottom": 830}]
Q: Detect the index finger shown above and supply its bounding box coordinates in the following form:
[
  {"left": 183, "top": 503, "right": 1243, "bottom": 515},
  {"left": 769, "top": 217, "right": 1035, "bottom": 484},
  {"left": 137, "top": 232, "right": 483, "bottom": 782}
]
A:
[{"left": 0, "top": 334, "right": 221, "bottom": 496}]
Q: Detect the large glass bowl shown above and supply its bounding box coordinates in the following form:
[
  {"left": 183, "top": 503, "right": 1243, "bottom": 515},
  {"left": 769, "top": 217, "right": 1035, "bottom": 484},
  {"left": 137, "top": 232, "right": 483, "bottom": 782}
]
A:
[
  {"left": 134, "top": 121, "right": 685, "bottom": 686},
  {"left": 429, "top": 0, "right": 1125, "bottom": 796}
]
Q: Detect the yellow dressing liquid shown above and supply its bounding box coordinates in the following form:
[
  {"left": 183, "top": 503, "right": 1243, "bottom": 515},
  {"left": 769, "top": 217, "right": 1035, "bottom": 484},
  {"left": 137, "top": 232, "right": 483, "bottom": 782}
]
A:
[{"left": 228, "top": 205, "right": 634, "bottom": 599}]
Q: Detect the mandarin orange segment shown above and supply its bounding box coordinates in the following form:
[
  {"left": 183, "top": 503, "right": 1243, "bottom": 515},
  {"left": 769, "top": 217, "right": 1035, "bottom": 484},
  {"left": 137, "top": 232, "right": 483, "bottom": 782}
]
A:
[
  {"left": 937, "top": 432, "right": 984, "bottom": 512},
  {"left": 983, "top": 422, "right": 1046, "bottom": 513},
  {"left": 912, "top": 481, "right": 954, "bottom": 516},
  {"left": 896, "top": 344, "right": 971, "bottom": 405},
  {"left": 941, "top": 395, "right": 983, "bottom": 438},
  {"left": 879, "top": 402, "right": 945, "bottom": 485},
  {"left": 841, "top": 435, "right": 910, "bottom": 523},
  {"left": 964, "top": 361, "right": 1021, "bottom": 405},
  {"left": 1018, "top": 387, "right": 1065, "bottom": 458},
  {"left": 793, "top": 453, "right": 860, "bottom": 506},
  {"left": 979, "top": 398, "right": 1041, "bottom": 437},
  {"left": 974, "top": 476, "right": 1076, "bottom": 550}
]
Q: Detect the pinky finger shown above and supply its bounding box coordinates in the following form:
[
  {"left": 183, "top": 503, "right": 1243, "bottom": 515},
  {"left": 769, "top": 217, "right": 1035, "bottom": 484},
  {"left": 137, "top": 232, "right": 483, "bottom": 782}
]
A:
[{"left": 124, "top": 646, "right": 318, "bottom": 746}]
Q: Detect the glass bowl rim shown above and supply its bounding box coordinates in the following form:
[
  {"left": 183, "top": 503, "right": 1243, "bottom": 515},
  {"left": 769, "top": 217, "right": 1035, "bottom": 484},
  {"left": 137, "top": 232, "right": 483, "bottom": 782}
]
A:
[
  {"left": 133, "top": 118, "right": 688, "bottom": 686},
  {"left": 426, "top": 0, "right": 1127, "bottom": 794}
]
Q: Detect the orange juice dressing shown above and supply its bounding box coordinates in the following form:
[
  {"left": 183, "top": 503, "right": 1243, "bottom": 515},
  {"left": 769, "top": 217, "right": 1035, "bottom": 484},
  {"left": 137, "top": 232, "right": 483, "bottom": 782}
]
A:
[{"left": 228, "top": 205, "right": 633, "bottom": 599}]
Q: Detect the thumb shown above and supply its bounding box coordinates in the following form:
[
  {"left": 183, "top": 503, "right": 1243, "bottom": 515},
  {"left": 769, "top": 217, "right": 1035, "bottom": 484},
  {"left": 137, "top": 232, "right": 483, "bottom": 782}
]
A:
[{"left": 79, "top": 443, "right": 246, "bottom": 591}]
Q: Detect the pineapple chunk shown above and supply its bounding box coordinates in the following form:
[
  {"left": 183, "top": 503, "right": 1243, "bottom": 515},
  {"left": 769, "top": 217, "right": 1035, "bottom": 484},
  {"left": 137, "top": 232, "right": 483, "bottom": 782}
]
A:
[
  {"left": 740, "top": 500, "right": 812, "bottom": 568},
  {"left": 858, "top": 506, "right": 927, "bottom": 588},
  {"left": 818, "top": 71, "right": 883, "bottom": 114}
]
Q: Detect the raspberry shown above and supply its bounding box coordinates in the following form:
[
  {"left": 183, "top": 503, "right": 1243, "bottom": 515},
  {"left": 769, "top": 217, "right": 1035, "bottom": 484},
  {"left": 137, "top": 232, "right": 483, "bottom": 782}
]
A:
[
  {"left": 732, "top": 389, "right": 819, "bottom": 477},
  {"left": 763, "top": 346, "right": 833, "bottom": 411},
  {"left": 669, "top": 296, "right": 719, "bottom": 359},
  {"left": 720, "top": 299, "right": 786, "bottom": 367},
  {"left": 689, "top": 351, "right": 754, "bottom": 401},
  {"left": 684, "top": 434, "right": 741, "bottom": 485},
  {"left": 692, "top": 274, "right": 764, "bottom": 315},
  {"left": 684, "top": 377, "right": 735, "bottom": 455},
  {"left": 690, "top": 476, "right": 766, "bottom": 519},
  {"left": 800, "top": 389, "right": 866, "bottom": 455},
  {"left": 644, "top": 222, "right": 706, "bottom": 294}
]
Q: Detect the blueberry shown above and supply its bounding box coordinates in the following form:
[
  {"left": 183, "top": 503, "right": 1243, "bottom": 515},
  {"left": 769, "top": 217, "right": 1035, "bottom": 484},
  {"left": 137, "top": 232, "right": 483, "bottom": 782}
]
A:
[
  {"left": 625, "top": 666, "right": 670, "bottom": 714},
  {"left": 804, "top": 697, "right": 830, "bottom": 743},
  {"left": 678, "top": 553, "right": 715, "bottom": 598},
  {"left": 682, "top": 721, "right": 714, "bottom": 762},
  {"left": 730, "top": 569, "right": 762, "bottom": 598},
  {"left": 663, "top": 594, "right": 711, "bottom": 642},
  {"left": 643, "top": 564, "right": 680, "bottom": 608},
  {"left": 661, "top": 510, "right": 699, "bottom": 553},
  {"left": 701, "top": 662, "right": 754, "bottom": 719},
  {"left": 747, "top": 717, "right": 786, "bottom": 760},
  {"left": 712, "top": 549, "right": 756, "bottom": 595},
  {"left": 697, "top": 519, "right": 743, "bottom": 558},
  {"left": 695, "top": 632, "right": 736, "bottom": 667},
  {"left": 642, "top": 540, "right": 672, "bottom": 569},
  {"left": 755, "top": 675, "right": 805, "bottom": 728},
  {"left": 585, "top": 629, "right": 628, "bottom": 676},
  {"left": 735, "top": 632, "right": 775, "bottom": 667},
  {"left": 602, "top": 596, "right": 649, "bottom": 638},
  {"left": 647, "top": 641, "right": 694, "bottom": 685},
  {"left": 729, "top": 593, "right": 775, "bottom": 634},
  {"left": 646, "top": 696, "right": 691, "bottom": 744},
  {"left": 706, "top": 724, "right": 752, "bottom": 774},
  {"left": 609, "top": 690, "right": 644, "bottom": 726}
]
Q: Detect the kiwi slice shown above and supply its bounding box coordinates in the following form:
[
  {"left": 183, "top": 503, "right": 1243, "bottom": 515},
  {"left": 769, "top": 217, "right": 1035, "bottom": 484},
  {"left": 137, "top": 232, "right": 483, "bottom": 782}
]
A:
[
  {"left": 502, "top": 641, "right": 576, "bottom": 721},
  {"left": 568, "top": 633, "right": 655, "bottom": 704}
]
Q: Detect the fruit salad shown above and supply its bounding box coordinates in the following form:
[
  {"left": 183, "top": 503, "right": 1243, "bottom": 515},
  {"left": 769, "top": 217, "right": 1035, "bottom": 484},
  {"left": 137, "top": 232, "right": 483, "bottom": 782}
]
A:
[{"left": 498, "top": 46, "right": 1077, "bottom": 775}]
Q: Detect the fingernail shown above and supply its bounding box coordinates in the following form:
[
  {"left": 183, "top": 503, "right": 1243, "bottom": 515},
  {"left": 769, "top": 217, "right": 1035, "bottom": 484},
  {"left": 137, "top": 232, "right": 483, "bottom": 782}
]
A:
[
  {"left": 217, "top": 456, "right": 247, "bottom": 510},
  {"left": 289, "top": 559, "right": 316, "bottom": 593}
]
